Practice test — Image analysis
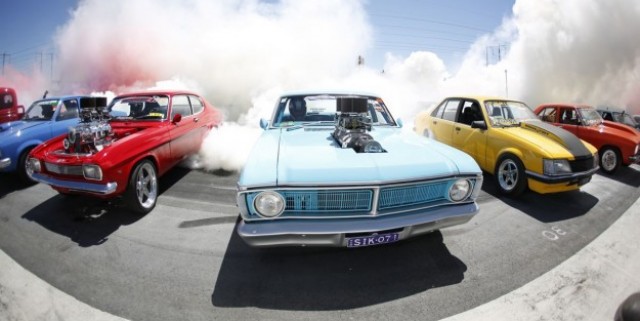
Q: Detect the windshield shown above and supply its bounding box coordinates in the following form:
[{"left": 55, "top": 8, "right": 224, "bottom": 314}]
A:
[
  {"left": 614, "top": 112, "right": 638, "bottom": 127},
  {"left": 271, "top": 94, "right": 396, "bottom": 127},
  {"left": 484, "top": 100, "right": 537, "bottom": 127},
  {"left": 23, "top": 99, "right": 60, "bottom": 121},
  {"left": 109, "top": 95, "right": 170, "bottom": 120},
  {"left": 579, "top": 107, "right": 603, "bottom": 126}
]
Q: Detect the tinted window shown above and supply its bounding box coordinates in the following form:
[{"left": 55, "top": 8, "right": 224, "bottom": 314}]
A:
[
  {"left": 559, "top": 108, "right": 579, "bottom": 125},
  {"left": 189, "top": 95, "right": 204, "bottom": 114},
  {"left": 171, "top": 95, "right": 192, "bottom": 118},
  {"left": 441, "top": 99, "right": 461, "bottom": 122}
]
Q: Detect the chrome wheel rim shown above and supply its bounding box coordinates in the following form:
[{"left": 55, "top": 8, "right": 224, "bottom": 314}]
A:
[
  {"left": 498, "top": 159, "right": 519, "bottom": 192},
  {"left": 601, "top": 149, "right": 617, "bottom": 172},
  {"left": 135, "top": 163, "right": 157, "bottom": 209}
]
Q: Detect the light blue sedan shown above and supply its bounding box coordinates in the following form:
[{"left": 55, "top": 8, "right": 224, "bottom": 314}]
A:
[
  {"left": 236, "top": 90, "right": 484, "bottom": 248},
  {"left": 0, "top": 95, "right": 90, "bottom": 182}
]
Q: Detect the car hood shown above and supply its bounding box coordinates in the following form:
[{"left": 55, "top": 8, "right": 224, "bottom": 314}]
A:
[
  {"left": 519, "top": 120, "right": 594, "bottom": 158},
  {"left": 598, "top": 121, "right": 640, "bottom": 143},
  {"left": 239, "top": 127, "right": 480, "bottom": 188},
  {"left": 0, "top": 120, "right": 48, "bottom": 135}
]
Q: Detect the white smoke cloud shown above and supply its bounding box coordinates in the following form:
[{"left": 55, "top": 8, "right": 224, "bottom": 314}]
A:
[{"left": 41, "top": 0, "right": 640, "bottom": 172}]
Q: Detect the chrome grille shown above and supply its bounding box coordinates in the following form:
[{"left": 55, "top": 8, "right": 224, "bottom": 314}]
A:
[
  {"left": 378, "top": 181, "right": 448, "bottom": 210},
  {"left": 45, "top": 163, "right": 83, "bottom": 176}
]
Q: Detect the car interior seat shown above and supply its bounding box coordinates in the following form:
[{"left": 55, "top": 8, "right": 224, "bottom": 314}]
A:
[{"left": 41, "top": 105, "right": 54, "bottom": 119}]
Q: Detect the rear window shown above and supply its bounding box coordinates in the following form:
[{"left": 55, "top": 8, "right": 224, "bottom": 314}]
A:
[{"left": 0, "top": 93, "right": 14, "bottom": 109}]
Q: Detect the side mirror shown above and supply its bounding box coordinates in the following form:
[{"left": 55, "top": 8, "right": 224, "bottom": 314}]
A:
[
  {"left": 172, "top": 114, "right": 182, "bottom": 123},
  {"left": 260, "top": 118, "right": 269, "bottom": 130},
  {"left": 471, "top": 120, "right": 488, "bottom": 130},
  {"left": 397, "top": 118, "right": 403, "bottom": 128}
]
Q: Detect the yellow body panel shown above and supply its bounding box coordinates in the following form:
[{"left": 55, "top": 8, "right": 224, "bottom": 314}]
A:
[{"left": 414, "top": 96, "right": 598, "bottom": 194}]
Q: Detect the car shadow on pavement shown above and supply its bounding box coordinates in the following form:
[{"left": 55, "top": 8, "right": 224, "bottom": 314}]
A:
[
  {"left": 481, "top": 174, "right": 599, "bottom": 223},
  {"left": 599, "top": 165, "right": 640, "bottom": 187},
  {"left": 0, "top": 172, "right": 35, "bottom": 199},
  {"left": 21, "top": 195, "right": 143, "bottom": 247},
  {"left": 211, "top": 228, "right": 467, "bottom": 310}
]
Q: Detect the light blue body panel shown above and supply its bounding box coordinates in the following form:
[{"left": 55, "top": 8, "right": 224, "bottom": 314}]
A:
[
  {"left": 0, "top": 96, "right": 87, "bottom": 172},
  {"left": 238, "top": 126, "right": 481, "bottom": 188}
]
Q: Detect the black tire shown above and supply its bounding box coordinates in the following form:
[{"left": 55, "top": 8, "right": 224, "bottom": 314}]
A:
[
  {"left": 123, "top": 159, "right": 158, "bottom": 214},
  {"left": 599, "top": 146, "right": 621, "bottom": 174},
  {"left": 17, "top": 148, "right": 37, "bottom": 185},
  {"left": 494, "top": 154, "right": 527, "bottom": 196}
]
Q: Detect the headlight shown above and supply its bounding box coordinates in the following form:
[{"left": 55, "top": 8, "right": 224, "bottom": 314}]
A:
[
  {"left": 253, "top": 191, "right": 285, "bottom": 218},
  {"left": 449, "top": 179, "right": 472, "bottom": 202},
  {"left": 82, "top": 164, "right": 103, "bottom": 181},
  {"left": 27, "top": 158, "right": 41, "bottom": 173},
  {"left": 543, "top": 159, "right": 572, "bottom": 176}
]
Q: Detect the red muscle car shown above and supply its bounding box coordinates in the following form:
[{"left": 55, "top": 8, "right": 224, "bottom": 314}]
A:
[
  {"left": 27, "top": 91, "right": 222, "bottom": 214},
  {"left": 534, "top": 103, "right": 640, "bottom": 174}
]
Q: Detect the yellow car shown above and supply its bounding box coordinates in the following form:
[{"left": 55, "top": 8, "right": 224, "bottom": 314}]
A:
[{"left": 414, "top": 96, "right": 599, "bottom": 196}]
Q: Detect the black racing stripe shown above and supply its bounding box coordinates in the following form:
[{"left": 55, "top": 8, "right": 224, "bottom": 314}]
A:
[{"left": 522, "top": 120, "right": 592, "bottom": 158}]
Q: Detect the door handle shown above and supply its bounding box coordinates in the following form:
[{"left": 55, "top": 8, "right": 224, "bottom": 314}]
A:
[
  {"left": 432, "top": 120, "right": 437, "bottom": 125},
  {"left": 455, "top": 127, "right": 461, "bottom": 131},
  {"left": 194, "top": 117, "right": 200, "bottom": 122}
]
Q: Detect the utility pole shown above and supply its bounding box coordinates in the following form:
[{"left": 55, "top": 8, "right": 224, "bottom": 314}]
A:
[
  {"left": 49, "top": 53, "right": 54, "bottom": 80},
  {"left": 505, "top": 69, "right": 509, "bottom": 98},
  {"left": 1, "top": 53, "right": 6, "bottom": 76}
]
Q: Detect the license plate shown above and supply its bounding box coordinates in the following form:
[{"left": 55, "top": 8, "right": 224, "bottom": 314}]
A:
[{"left": 346, "top": 232, "right": 400, "bottom": 248}]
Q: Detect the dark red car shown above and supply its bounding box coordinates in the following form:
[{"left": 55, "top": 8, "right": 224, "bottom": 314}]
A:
[
  {"left": 0, "top": 87, "right": 25, "bottom": 123},
  {"left": 27, "top": 91, "right": 222, "bottom": 214},
  {"left": 534, "top": 103, "right": 640, "bottom": 174}
]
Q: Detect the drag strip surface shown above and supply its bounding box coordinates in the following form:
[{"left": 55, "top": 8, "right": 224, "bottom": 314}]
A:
[{"left": 0, "top": 165, "right": 639, "bottom": 321}]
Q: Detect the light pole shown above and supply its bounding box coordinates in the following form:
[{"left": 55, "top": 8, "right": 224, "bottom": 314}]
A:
[{"left": 504, "top": 69, "right": 509, "bottom": 98}]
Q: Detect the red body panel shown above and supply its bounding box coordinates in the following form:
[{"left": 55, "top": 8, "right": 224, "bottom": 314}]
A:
[
  {"left": 28, "top": 90, "right": 222, "bottom": 198},
  {"left": 0, "top": 87, "right": 25, "bottom": 123},
  {"left": 534, "top": 103, "right": 640, "bottom": 165}
]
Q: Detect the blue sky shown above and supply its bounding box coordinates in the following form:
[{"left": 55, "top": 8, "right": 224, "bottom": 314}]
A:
[{"left": 0, "top": 0, "right": 514, "bottom": 73}]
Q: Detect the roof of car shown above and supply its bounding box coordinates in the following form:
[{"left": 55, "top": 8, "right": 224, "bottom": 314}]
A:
[
  {"left": 114, "top": 90, "right": 200, "bottom": 98},
  {"left": 441, "top": 95, "right": 526, "bottom": 103},
  {"left": 279, "top": 89, "right": 380, "bottom": 97},
  {"left": 596, "top": 106, "right": 627, "bottom": 113}
]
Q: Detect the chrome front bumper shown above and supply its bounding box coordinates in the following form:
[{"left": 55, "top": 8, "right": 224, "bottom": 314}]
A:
[
  {"left": 29, "top": 172, "right": 118, "bottom": 195},
  {"left": 237, "top": 202, "right": 478, "bottom": 247}
]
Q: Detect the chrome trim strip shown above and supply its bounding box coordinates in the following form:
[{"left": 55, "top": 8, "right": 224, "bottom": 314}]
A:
[{"left": 0, "top": 158, "right": 11, "bottom": 169}]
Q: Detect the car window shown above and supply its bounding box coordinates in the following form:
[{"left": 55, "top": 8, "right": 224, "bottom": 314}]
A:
[
  {"left": 601, "top": 112, "right": 614, "bottom": 121},
  {"left": 56, "top": 99, "right": 79, "bottom": 121},
  {"left": 578, "top": 107, "right": 603, "bottom": 126},
  {"left": 559, "top": 108, "right": 580, "bottom": 125},
  {"left": 457, "top": 100, "right": 483, "bottom": 125},
  {"left": 484, "top": 100, "right": 537, "bottom": 127},
  {"left": 24, "top": 99, "right": 60, "bottom": 121},
  {"left": 171, "top": 95, "right": 192, "bottom": 118},
  {"left": 110, "top": 95, "right": 169, "bottom": 120},
  {"left": 0, "top": 93, "right": 13, "bottom": 109},
  {"left": 189, "top": 95, "right": 204, "bottom": 114},
  {"left": 538, "top": 107, "right": 557, "bottom": 122},
  {"left": 441, "top": 99, "right": 460, "bottom": 122}
]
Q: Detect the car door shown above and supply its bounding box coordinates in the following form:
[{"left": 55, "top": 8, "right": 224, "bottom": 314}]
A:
[
  {"left": 188, "top": 95, "right": 210, "bottom": 144},
  {"left": 169, "top": 94, "right": 199, "bottom": 163},
  {"left": 451, "top": 99, "right": 488, "bottom": 168},
  {"left": 429, "top": 99, "right": 461, "bottom": 146},
  {"left": 50, "top": 98, "right": 80, "bottom": 139}
]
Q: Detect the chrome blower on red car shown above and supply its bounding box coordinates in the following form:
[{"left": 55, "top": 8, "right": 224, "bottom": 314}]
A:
[{"left": 63, "top": 97, "right": 113, "bottom": 155}]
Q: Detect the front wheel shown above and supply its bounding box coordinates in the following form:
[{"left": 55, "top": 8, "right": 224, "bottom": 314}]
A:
[
  {"left": 124, "top": 160, "right": 158, "bottom": 214},
  {"left": 17, "top": 148, "right": 37, "bottom": 185},
  {"left": 495, "top": 154, "right": 527, "bottom": 196},
  {"left": 599, "top": 147, "right": 621, "bottom": 174}
]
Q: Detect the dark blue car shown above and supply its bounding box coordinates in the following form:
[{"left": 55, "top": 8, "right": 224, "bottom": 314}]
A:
[{"left": 0, "top": 95, "right": 91, "bottom": 182}]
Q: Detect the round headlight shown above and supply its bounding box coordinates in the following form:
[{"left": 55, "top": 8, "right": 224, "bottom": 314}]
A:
[
  {"left": 253, "top": 191, "right": 285, "bottom": 218},
  {"left": 449, "top": 179, "right": 471, "bottom": 202},
  {"left": 27, "top": 158, "right": 41, "bottom": 174}
]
